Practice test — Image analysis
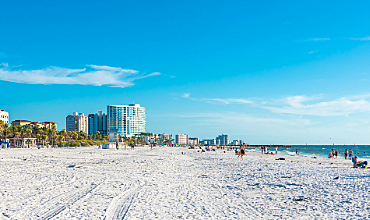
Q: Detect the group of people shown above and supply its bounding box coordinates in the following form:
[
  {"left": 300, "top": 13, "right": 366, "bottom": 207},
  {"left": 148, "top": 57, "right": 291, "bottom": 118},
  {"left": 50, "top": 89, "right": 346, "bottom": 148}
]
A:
[
  {"left": 328, "top": 148, "right": 339, "bottom": 159},
  {"left": 115, "top": 142, "right": 135, "bottom": 150},
  {"left": 328, "top": 148, "right": 367, "bottom": 168},
  {"left": 328, "top": 148, "right": 354, "bottom": 160},
  {"left": 261, "top": 146, "right": 278, "bottom": 155}
]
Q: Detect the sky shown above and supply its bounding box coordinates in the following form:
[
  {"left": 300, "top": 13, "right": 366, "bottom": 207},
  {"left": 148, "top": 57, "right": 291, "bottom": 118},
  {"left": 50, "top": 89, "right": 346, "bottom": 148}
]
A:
[{"left": 1, "top": 0, "right": 370, "bottom": 144}]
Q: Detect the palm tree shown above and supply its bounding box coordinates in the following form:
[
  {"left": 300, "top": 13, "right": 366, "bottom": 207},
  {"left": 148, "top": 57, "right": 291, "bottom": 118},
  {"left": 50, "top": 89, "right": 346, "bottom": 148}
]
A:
[
  {"left": 0, "top": 122, "right": 10, "bottom": 142},
  {"left": 40, "top": 135, "right": 48, "bottom": 147},
  {"left": 72, "top": 131, "right": 78, "bottom": 141},
  {"left": 60, "top": 129, "right": 67, "bottom": 144},
  {"left": 25, "top": 128, "right": 32, "bottom": 147},
  {"left": 94, "top": 131, "right": 100, "bottom": 140}
]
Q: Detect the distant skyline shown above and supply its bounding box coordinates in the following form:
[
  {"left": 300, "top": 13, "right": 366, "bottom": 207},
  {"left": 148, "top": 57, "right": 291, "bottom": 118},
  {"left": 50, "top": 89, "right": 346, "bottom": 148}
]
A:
[{"left": 1, "top": 1, "right": 370, "bottom": 144}]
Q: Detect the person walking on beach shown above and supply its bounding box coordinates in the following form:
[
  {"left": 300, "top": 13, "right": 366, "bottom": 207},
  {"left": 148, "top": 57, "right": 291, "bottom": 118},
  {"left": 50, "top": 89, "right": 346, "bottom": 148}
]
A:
[
  {"left": 344, "top": 149, "right": 348, "bottom": 160},
  {"left": 261, "top": 146, "right": 263, "bottom": 154},
  {"left": 116, "top": 142, "right": 119, "bottom": 150},
  {"left": 237, "top": 144, "right": 246, "bottom": 159},
  {"left": 275, "top": 147, "right": 278, "bottom": 155},
  {"left": 349, "top": 149, "right": 353, "bottom": 160}
]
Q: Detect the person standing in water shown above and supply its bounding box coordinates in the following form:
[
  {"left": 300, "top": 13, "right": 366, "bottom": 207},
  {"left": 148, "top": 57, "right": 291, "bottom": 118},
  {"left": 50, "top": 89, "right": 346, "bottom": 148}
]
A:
[
  {"left": 335, "top": 150, "right": 338, "bottom": 159},
  {"left": 349, "top": 149, "right": 353, "bottom": 160},
  {"left": 237, "top": 144, "right": 246, "bottom": 159},
  {"left": 275, "top": 147, "right": 278, "bottom": 155},
  {"left": 344, "top": 149, "right": 348, "bottom": 160},
  {"left": 296, "top": 149, "right": 299, "bottom": 155}
]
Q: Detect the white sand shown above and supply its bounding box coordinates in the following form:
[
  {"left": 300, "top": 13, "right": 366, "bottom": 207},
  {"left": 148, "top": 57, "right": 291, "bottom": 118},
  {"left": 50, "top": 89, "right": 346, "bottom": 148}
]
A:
[{"left": 0, "top": 147, "right": 369, "bottom": 219}]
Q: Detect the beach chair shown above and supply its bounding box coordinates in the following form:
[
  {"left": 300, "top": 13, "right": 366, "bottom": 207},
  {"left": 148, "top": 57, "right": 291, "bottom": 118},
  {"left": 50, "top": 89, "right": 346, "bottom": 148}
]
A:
[{"left": 352, "top": 157, "right": 368, "bottom": 168}]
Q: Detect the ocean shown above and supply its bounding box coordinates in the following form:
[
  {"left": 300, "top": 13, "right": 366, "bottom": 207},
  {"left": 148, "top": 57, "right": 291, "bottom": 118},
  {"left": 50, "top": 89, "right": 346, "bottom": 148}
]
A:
[{"left": 246, "top": 145, "right": 370, "bottom": 160}]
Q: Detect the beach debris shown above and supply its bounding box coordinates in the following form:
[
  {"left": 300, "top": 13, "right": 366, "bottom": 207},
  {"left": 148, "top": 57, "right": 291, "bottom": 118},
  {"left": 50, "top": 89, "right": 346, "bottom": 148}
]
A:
[
  {"left": 275, "top": 158, "right": 285, "bottom": 160},
  {"left": 293, "top": 198, "right": 306, "bottom": 202},
  {"left": 67, "top": 165, "right": 76, "bottom": 168},
  {"left": 334, "top": 177, "right": 339, "bottom": 180}
]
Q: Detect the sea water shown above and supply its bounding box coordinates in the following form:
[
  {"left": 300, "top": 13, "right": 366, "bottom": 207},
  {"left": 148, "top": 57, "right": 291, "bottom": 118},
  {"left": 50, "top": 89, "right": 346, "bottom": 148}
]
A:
[{"left": 247, "top": 145, "right": 370, "bottom": 160}]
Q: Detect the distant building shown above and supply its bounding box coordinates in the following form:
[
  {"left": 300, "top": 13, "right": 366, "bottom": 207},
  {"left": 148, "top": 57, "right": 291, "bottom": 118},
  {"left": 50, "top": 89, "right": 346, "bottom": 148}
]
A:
[
  {"left": 189, "top": 137, "right": 199, "bottom": 145},
  {"left": 11, "top": 120, "right": 56, "bottom": 129},
  {"left": 230, "top": 140, "right": 244, "bottom": 145},
  {"left": 66, "top": 112, "right": 88, "bottom": 133},
  {"left": 11, "top": 120, "right": 32, "bottom": 127},
  {"left": 216, "top": 134, "right": 228, "bottom": 145},
  {"left": 160, "top": 133, "right": 172, "bottom": 141},
  {"left": 201, "top": 139, "right": 216, "bottom": 145},
  {"left": 175, "top": 134, "right": 189, "bottom": 145},
  {"left": 88, "top": 110, "right": 107, "bottom": 135},
  {"left": 43, "top": 122, "right": 57, "bottom": 130},
  {"left": 107, "top": 104, "right": 146, "bottom": 139},
  {"left": 0, "top": 110, "right": 9, "bottom": 124}
]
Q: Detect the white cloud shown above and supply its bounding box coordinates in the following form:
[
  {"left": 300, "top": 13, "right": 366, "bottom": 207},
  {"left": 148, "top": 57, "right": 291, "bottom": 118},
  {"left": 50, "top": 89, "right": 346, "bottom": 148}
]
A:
[
  {"left": 182, "top": 93, "right": 191, "bottom": 98},
  {"left": 305, "top": 38, "right": 330, "bottom": 41},
  {"left": 308, "top": 50, "right": 319, "bottom": 54},
  {"left": 0, "top": 64, "right": 160, "bottom": 88},
  {"left": 348, "top": 36, "right": 370, "bottom": 41},
  {"left": 177, "top": 112, "right": 311, "bottom": 128},
  {"left": 188, "top": 97, "right": 253, "bottom": 105},
  {"left": 264, "top": 95, "right": 370, "bottom": 116}
]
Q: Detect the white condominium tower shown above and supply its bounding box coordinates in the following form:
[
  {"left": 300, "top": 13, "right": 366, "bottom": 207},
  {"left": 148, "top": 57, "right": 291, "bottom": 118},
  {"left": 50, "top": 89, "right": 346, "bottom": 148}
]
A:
[
  {"left": 107, "top": 104, "right": 146, "bottom": 138},
  {"left": 66, "top": 112, "right": 88, "bottom": 133},
  {"left": 175, "top": 134, "right": 189, "bottom": 145},
  {"left": 0, "top": 110, "right": 9, "bottom": 124}
]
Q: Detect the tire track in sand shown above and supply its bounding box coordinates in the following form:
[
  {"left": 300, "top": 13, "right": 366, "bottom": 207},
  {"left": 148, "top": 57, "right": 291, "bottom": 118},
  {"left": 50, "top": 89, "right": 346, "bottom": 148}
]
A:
[
  {"left": 33, "top": 183, "right": 101, "bottom": 220},
  {"left": 104, "top": 184, "right": 138, "bottom": 220}
]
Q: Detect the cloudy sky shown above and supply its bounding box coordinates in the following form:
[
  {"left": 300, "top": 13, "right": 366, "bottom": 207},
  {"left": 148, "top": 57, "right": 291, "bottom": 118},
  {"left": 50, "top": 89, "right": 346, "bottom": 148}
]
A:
[{"left": 1, "top": 0, "right": 370, "bottom": 144}]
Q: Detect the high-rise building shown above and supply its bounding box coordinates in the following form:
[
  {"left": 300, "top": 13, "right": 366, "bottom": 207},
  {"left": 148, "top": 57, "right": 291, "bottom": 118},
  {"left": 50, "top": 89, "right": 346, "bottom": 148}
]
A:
[
  {"left": 107, "top": 104, "right": 146, "bottom": 138},
  {"left": 0, "top": 110, "right": 9, "bottom": 124},
  {"left": 189, "top": 137, "right": 199, "bottom": 145},
  {"left": 160, "top": 133, "right": 172, "bottom": 141},
  {"left": 66, "top": 112, "right": 88, "bottom": 133},
  {"left": 175, "top": 134, "right": 189, "bottom": 145},
  {"left": 88, "top": 110, "right": 107, "bottom": 135},
  {"left": 216, "top": 134, "right": 229, "bottom": 145},
  {"left": 202, "top": 139, "right": 216, "bottom": 145}
]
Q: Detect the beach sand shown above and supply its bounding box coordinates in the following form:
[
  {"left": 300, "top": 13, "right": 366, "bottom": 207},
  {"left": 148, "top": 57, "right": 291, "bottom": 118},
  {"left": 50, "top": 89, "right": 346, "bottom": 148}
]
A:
[{"left": 0, "top": 147, "right": 369, "bottom": 219}]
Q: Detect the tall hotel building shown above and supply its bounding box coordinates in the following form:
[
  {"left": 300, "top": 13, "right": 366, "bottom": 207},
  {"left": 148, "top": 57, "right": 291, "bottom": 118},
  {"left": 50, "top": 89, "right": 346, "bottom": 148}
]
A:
[
  {"left": 175, "top": 134, "right": 189, "bottom": 145},
  {"left": 66, "top": 112, "right": 88, "bottom": 133},
  {"left": 0, "top": 110, "right": 9, "bottom": 124},
  {"left": 88, "top": 111, "right": 107, "bottom": 135},
  {"left": 107, "top": 104, "right": 146, "bottom": 139}
]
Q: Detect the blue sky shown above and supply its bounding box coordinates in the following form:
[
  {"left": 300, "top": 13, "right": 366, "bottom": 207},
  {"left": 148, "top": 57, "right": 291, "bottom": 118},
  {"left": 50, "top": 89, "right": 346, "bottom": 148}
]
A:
[{"left": 1, "top": 0, "right": 370, "bottom": 144}]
